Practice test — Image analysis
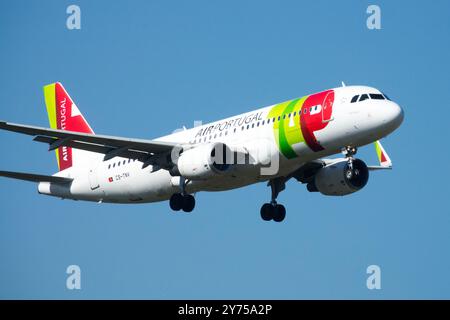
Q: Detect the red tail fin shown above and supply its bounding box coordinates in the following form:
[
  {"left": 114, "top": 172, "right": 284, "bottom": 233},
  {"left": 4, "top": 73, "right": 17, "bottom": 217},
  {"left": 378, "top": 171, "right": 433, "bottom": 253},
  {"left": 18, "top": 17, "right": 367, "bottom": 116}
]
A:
[{"left": 44, "top": 82, "right": 97, "bottom": 171}]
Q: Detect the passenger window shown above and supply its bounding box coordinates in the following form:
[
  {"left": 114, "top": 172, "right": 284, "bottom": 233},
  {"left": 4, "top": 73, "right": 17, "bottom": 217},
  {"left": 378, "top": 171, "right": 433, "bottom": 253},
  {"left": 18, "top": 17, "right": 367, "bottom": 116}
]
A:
[
  {"left": 370, "top": 94, "right": 385, "bottom": 100},
  {"left": 359, "top": 94, "right": 369, "bottom": 102},
  {"left": 351, "top": 95, "right": 359, "bottom": 103}
]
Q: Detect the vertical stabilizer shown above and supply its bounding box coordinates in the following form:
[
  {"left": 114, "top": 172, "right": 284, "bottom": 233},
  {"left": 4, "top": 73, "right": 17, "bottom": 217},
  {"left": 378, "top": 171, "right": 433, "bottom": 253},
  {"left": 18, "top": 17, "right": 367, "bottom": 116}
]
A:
[{"left": 43, "top": 82, "right": 100, "bottom": 171}]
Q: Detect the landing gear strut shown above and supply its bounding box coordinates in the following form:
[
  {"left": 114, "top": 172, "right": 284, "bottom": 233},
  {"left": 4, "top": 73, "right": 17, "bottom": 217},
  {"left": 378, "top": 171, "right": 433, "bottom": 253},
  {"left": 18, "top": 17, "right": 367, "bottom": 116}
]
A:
[
  {"left": 169, "top": 177, "right": 196, "bottom": 213},
  {"left": 260, "top": 177, "right": 286, "bottom": 222},
  {"left": 342, "top": 146, "right": 358, "bottom": 180}
]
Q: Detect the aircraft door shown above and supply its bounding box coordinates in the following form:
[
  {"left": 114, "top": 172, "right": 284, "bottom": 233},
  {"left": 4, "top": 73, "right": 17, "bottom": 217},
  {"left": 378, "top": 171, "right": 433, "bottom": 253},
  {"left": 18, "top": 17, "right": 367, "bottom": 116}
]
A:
[{"left": 322, "top": 91, "right": 334, "bottom": 123}]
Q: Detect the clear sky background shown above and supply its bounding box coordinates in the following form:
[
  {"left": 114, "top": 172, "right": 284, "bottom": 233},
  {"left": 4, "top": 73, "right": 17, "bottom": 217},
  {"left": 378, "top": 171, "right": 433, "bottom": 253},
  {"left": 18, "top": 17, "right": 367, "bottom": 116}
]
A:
[{"left": 0, "top": 0, "right": 449, "bottom": 299}]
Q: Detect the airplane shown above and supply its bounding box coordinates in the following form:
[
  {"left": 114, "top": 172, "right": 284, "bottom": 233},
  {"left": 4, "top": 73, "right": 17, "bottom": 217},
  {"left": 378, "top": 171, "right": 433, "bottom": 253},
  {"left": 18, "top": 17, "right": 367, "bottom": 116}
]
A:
[{"left": 0, "top": 82, "right": 403, "bottom": 222}]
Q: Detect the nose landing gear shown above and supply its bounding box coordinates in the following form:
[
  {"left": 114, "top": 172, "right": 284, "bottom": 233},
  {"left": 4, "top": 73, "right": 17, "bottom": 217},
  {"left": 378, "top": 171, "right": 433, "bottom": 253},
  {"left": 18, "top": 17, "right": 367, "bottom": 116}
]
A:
[{"left": 342, "top": 146, "right": 359, "bottom": 180}]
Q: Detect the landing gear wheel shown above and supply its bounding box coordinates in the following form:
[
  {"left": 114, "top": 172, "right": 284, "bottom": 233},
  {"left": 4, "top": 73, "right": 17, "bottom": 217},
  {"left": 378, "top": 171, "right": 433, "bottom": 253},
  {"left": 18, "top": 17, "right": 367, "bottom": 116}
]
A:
[
  {"left": 260, "top": 203, "right": 273, "bottom": 221},
  {"left": 260, "top": 203, "right": 286, "bottom": 222},
  {"left": 345, "top": 169, "right": 353, "bottom": 180},
  {"left": 169, "top": 193, "right": 183, "bottom": 211},
  {"left": 170, "top": 193, "right": 196, "bottom": 212},
  {"left": 182, "top": 194, "right": 195, "bottom": 212},
  {"left": 273, "top": 204, "right": 286, "bottom": 222}
]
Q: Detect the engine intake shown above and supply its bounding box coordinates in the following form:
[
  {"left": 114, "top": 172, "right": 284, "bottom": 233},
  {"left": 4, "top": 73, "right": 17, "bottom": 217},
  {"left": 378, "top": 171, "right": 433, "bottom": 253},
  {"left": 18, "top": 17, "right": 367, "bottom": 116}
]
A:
[{"left": 310, "top": 158, "right": 369, "bottom": 196}]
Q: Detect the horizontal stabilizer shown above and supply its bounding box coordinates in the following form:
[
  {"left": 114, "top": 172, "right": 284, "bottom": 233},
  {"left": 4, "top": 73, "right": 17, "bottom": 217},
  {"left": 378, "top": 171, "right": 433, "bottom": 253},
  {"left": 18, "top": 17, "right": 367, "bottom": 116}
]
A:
[{"left": 0, "top": 170, "right": 73, "bottom": 184}]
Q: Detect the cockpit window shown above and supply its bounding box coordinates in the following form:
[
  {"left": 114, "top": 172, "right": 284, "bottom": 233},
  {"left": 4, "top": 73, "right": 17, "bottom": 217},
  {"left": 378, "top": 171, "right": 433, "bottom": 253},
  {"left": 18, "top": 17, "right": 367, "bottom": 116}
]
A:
[
  {"left": 382, "top": 93, "right": 391, "bottom": 100},
  {"left": 359, "top": 94, "right": 369, "bottom": 102},
  {"left": 351, "top": 95, "right": 359, "bottom": 103},
  {"left": 351, "top": 92, "right": 390, "bottom": 104},
  {"left": 369, "top": 93, "right": 385, "bottom": 100}
]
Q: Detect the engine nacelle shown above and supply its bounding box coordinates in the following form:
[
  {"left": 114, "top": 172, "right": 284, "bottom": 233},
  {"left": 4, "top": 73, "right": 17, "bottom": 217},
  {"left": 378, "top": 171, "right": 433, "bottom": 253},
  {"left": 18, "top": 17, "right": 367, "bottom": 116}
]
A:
[
  {"left": 310, "top": 158, "right": 369, "bottom": 196},
  {"left": 173, "top": 142, "right": 233, "bottom": 180}
]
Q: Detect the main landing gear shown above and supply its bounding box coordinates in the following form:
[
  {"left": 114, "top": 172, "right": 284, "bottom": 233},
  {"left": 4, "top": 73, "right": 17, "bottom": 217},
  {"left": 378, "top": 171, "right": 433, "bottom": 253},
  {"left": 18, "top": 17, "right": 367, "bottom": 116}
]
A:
[
  {"left": 260, "top": 177, "right": 286, "bottom": 223},
  {"left": 169, "top": 193, "right": 195, "bottom": 212},
  {"left": 169, "top": 176, "right": 196, "bottom": 212}
]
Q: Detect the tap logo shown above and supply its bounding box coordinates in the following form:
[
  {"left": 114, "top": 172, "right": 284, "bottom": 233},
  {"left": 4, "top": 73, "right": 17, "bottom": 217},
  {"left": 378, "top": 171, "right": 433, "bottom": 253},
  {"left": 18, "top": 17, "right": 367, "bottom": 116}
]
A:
[
  {"left": 269, "top": 90, "right": 335, "bottom": 158},
  {"left": 300, "top": 90, "right": 334, "bottom": 152}
]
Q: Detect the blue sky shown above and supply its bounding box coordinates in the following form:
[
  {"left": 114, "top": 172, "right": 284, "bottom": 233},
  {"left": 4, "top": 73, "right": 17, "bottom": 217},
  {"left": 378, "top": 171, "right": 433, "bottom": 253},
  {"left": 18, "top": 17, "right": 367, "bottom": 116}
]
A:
[{"left": 1, "top": 0, "right": 449, "bottom": 299}]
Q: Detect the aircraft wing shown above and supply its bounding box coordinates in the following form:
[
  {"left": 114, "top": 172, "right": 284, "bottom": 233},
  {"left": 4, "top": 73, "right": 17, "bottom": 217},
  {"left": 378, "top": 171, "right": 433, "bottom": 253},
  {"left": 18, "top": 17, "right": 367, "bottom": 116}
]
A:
[
  {"left": 0, "top": 121, "right": 179, "bottom": 166},
  {"left": 0, "top": 170, "right": 73, "bottom": 183}
]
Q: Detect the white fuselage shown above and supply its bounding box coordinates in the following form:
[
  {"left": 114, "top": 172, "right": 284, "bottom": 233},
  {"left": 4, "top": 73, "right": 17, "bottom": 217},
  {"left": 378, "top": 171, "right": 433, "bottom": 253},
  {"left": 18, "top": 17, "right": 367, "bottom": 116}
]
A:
[{"left": 38, "top": 86, "right": 403, "bottom": 203}]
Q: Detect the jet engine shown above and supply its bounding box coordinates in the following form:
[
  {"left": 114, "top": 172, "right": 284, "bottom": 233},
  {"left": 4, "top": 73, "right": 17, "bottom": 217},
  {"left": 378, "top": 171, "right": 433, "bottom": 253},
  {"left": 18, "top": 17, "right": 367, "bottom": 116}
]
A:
[
  {"left": 308, "top": 158, "right": 369, "bottom": 196},
  {"left": 171, "top": 142, "right": 233, "bottom": 180}
]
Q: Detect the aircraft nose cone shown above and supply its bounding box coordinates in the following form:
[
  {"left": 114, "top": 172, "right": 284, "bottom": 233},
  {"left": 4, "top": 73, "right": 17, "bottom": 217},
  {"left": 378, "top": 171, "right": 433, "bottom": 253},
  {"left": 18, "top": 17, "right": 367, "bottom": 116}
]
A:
[{"left": 386, "top": 102, "right": 404, "bottom": 130}]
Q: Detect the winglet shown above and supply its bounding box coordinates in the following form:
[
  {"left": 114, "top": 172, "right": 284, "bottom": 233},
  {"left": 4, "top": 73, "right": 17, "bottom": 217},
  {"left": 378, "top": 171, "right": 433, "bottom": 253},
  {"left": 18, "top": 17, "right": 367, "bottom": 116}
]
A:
[{"left": 374, "top": 140, "right": 392, "bottom": 168}]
